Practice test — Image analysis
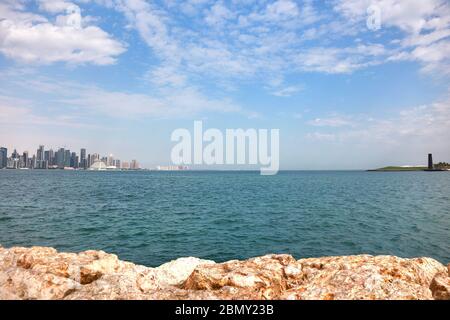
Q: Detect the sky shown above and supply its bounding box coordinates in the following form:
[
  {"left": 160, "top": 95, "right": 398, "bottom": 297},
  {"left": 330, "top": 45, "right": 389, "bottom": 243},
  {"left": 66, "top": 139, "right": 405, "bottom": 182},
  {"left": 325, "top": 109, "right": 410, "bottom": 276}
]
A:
[{"left": 0, "top": 0, "right": 450, "bottom": 169}]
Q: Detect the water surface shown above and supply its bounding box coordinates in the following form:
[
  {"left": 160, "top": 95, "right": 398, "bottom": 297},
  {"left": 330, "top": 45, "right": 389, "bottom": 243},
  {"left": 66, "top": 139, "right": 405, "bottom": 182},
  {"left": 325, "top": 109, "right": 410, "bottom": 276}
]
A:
[{"left": 0, "top": 170, "right": 449, "bottom": 266}]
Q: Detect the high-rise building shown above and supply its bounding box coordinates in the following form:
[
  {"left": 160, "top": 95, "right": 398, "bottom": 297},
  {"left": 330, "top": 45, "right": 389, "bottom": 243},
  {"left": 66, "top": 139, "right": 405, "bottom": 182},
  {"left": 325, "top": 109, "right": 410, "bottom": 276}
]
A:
[
  {"left": 8, "top": 149, "right": 20, "bottom": 169},
  {"left": 35, "top": 145, "right": 45, "bottom": 169},
  {"left": 70, "top": 152, "right": 79, "bottom": 168},
  {"left": 44, "top": 150, "right": 50, "bottom": 166},
  {"left": 37, "top": 145, "right": 44, "bottom": 161},
  {"left": 11, "top": 149, "right": 19, "bottom": 159},
  {"left": 80, "top": 148, "right": 86, "bottom": 169},
  {"left": 49, "top": 149, "right": 55, "bottom": 166},
  {"left": 64, "top": 150, "right": 71, "bottom": 167},
  {"left": 107, "top": 154, "right": 114, "bottom": 167},
  {"left": 19, "top": 155, "right": 25, "bottom": 168},
  {"left": 7, "top": 157, "right": 19, "bottom": 169},
  {"left": 31, "top": 155, "right": 36, "bottom": 169},
  {"left": 131, "top": 160, "right": 139, "bottom": 170},
  {"left": 0, "top": 147, "right": 7, "bottom": 169},
  {"left": 56, "top": 148, "right": 65, "bottom": 169},
  {"left": 90, "top": 153, "right": 100, "bottom": 167},
  {"left": 23, "top": 151, "right": 29, "bottom": 168},
  {"left": 44, "top": 149, "right": 54, "bottom": 166}
]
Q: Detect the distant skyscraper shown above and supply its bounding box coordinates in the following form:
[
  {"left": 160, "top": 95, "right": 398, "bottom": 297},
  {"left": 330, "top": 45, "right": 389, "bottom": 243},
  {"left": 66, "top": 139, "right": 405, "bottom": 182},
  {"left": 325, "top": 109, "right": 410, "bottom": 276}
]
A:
[
  {"left": 11, "top": 149, "right": 19, "bottom": 159},
  {"left": 37, "top": 145, "right": 44, "bottom": 161},
  {"left": 131, "top": 160, "right": 139, "bottom": 170},
  {"left": 57, "top": 148, "right": 65, "bottom": 169},
  {"left": 36, "top": 145, "right": 44, "bottom": 169},
  {"left": 44, "top": 150, "right": 50, "bottom": 166},
  {"left": 0, "top": 147, "right": 7, "bottom": 169},
  {"left": 107, "top": 154, "right": 114, "bottom": 166},
  {"left": 64, "top": 150, "right": 71, "bottom": 167},
  {"left": 93, "top": 153, "right": 100, "bottom": 162},
  {"left": 19, "top": 155, "right": 25, "bottom": 168},
  {"left": 70, "top": 152, "right": 79, "bottom": 168},
  {"left": 80, "top": 148, "right": 86, "bottom": 169},
  {"left": 23, "top": 151, "right": 29, "bottom": 168},
  {"left": 49, "top": 149, "right": 54, "bottom": 166}
]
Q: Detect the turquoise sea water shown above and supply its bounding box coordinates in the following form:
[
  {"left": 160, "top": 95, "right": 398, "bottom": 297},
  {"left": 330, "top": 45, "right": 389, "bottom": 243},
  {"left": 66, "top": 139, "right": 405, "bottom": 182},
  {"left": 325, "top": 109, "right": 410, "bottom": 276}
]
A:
[{"left": 0, "top": 170, "right": 449, "bottom": 266}]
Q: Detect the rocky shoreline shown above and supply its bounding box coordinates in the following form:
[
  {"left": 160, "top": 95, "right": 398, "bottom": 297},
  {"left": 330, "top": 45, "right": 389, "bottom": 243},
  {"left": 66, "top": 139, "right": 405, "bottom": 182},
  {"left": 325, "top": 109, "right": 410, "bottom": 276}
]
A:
[{"left": 0, "top": 246, "right": 448, "bottom": 300}]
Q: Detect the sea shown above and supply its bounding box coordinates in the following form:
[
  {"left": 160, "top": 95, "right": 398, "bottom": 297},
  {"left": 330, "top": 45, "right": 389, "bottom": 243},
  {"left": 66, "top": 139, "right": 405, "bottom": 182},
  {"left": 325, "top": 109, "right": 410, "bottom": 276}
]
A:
[{"left": 0, "top": 170, "right": 449, "bottom": 266}]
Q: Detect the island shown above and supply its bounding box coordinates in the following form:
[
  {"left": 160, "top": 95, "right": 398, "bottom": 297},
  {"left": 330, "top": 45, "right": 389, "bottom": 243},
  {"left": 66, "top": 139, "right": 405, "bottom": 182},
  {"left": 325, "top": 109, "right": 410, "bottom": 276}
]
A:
[{"left": 369, "top": 154, "right": 450, "bottom": 171}]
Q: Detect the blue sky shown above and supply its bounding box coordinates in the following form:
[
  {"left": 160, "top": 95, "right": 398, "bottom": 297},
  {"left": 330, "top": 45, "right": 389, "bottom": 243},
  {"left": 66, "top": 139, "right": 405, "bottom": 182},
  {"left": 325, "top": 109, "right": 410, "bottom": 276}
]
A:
[{"left": 1, "top": 0, "right": 450, "bottom": 169}]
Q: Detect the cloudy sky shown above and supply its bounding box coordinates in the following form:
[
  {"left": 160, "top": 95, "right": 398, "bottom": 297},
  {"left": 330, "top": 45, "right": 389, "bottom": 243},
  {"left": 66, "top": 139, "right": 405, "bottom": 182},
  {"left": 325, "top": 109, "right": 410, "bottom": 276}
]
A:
[{"left": 1, "top": 0, "right": 450, "bottom": 169}]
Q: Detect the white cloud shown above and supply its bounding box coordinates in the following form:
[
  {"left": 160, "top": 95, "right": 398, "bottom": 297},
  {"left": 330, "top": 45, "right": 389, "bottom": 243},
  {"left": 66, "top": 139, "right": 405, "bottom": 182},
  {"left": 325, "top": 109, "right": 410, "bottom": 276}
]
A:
[
  {"left": 62, "top": 86, "right": 243, "bottom": 119},
  {"left": 145, "top": 65, "right": 187, "bottom": 88},
  {"left": 0, "top": 1, "right": 126, "bottom": 65},
  {"left": 335, "top": 0, "right": 450, "bottom": 74},
  {"left": 37, "top": 0, "right": 75, "bottom": 13},
  {"left": 309, "top": 116, "right": 353, "bottom": 127},
  {"left": 295, "top": 44, "right": 387, "bottom": 74},
  {"left": 306, "top": 132, "right": 336, "bottom": 141},
  {"left": 204, "top": 2, "right": 235, "bottom": 27},
  {"left": 0, "top": 94, "right": 88, "bottom": 127},
  {"left": 307, "top": 92, "right": 450, "bottom": 147},
  {"left": 271, "top": 85, "right": 303, "bottom": 97},
  {"left": 265, "top": 0, "right": 299, "bottom": 21},
  {"left": 335, "top": 0, "right": 445, "bottom": 32},
  {"left": 5, "top": 76, "right": 248, "bottom": 120}
]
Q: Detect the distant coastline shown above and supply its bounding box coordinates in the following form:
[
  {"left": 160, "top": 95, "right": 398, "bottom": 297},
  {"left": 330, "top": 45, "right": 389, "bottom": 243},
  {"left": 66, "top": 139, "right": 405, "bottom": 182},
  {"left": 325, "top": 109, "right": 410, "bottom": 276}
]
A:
[
  {"left": 368, "top": 166, "right": 449, "bottom": 172},
  {"left": 368, "top": 166, "right": 427, "bottom": 172},
  {"left": 368, "top": 154, "right": 450, "bottom": 172}
]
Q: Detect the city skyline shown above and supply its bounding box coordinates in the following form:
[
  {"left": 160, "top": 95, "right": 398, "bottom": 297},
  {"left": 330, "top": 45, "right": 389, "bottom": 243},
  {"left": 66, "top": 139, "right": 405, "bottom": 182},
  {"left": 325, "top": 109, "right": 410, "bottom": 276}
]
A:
[
  {"left": 0, "top": 1, "right": 450, "bottom": 169},
  {"left": 0, "top": 144, "right": 140, "bottom": 170}
]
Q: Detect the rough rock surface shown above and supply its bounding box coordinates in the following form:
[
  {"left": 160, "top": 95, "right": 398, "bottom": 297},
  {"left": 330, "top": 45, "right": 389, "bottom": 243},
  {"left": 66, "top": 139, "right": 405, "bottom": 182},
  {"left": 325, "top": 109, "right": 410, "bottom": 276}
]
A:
[{"left": 0, "top": 246, "right": 448, "bottom": 300}]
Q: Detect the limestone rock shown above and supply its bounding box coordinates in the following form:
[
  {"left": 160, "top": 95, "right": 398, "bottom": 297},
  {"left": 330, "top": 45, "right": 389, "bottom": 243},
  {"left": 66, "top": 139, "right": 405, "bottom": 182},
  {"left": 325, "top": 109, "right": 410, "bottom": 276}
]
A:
[
  {"left": 281, "top": 255, "right": 446, "bottom": 300},
  {"left": 0, "top": 246, "right": 448, "bottom": 300},
  {"left": 430, "top": 272, "right": 450, "bottom": 300},
  {"left": 182, "top": 254, "right": 299, "bottom": 299}
]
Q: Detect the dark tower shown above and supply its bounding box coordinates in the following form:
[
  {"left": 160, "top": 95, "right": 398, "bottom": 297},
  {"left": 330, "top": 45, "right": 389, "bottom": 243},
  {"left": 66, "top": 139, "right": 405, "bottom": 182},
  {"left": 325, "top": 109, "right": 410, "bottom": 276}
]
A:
[{"left": 428, "top": 153, "right": 433, "bottom": 170}]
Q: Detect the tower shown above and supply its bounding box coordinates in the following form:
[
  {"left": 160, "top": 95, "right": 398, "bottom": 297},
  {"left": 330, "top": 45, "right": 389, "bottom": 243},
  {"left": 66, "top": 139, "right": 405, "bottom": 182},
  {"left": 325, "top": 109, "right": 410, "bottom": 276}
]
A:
[
  {"left": 80, "top": 148, "right": 86, "bottom": 169},
  {"left": 36, "top": 145, "right": 44, "bottom": 169},
  {"left": 57, "top": 148, "right": 65, "bottom": 169},
  {"left": 428, "top": 153, "right": 433, "bottom": 170},
  {"left": 0, "top": 147, "right": 7, "bottom": 169}
]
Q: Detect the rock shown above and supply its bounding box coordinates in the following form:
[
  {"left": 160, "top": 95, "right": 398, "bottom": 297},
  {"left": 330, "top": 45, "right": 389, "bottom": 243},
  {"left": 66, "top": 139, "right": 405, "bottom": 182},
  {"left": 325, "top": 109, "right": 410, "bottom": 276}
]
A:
[
  {"left": 0, "top": 246, "right": 448, "bottom": 300},
  {"left": 280, "top": 255, "right": 446, "bottom": 300},
  {"left": 430, "top": 273, "right": 450, "bottom": 300},
  {"left": 182, "top": 254, "right": 299, "bottom": 299}
]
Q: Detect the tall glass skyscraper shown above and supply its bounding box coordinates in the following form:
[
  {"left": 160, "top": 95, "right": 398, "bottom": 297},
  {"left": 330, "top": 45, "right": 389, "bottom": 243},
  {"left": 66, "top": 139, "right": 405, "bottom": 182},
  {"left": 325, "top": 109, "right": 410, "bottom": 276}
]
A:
[
  {"left": 57, "top": 148, "right": 65, "bottom": 169},
  {"left": 0, "top": 147, "right": 7, "bottom": 169},
  {"left": 80, "top": 148, "right": 86, "bottom": 169},
  {"left": 64, "top": 150, "right": 71, "bottom": 167}
]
